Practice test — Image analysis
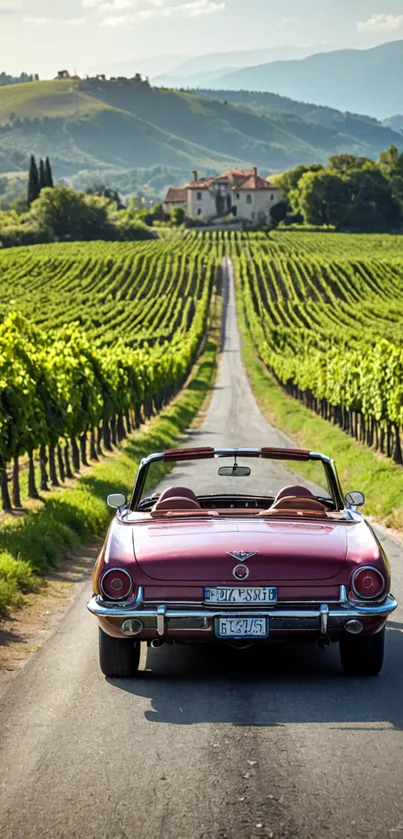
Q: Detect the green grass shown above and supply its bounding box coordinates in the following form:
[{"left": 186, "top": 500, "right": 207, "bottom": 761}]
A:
[
  {"left": 0, "top": 80, "right": 108, "bottom": 125},
  {"left": 0, "top": 316, "right": 218, "bottom": 614},
  {"left": 236, "top": 284, "right": 403, "bottom": 532}
]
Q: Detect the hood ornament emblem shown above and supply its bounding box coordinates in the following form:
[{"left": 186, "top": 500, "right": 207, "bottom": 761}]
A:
[{"left": 227, "top": 551, "right": 257, "bottom": 562}]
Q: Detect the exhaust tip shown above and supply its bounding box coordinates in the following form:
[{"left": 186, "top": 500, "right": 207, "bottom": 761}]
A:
[
  {"left": 151, "top": 639, "right": 164, "bottom": 648},
  {"left": 345, "top": 619, "right": 364, "bottom": 635}
]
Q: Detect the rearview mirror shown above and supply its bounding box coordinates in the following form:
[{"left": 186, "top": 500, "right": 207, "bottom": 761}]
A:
[
  {"left": 345, "top": 491, "right": 365, "bottom": 508},
  {"left": 218, "top": 466, "right": 251, "bottom": 477},
  {"left": 107, "top": 493, "right": 126, "bottom": 509}
]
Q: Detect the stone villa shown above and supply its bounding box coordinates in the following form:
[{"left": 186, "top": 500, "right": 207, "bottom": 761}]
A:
[{"left": 163, "top": 167, "right": 282, "bottom": 225}]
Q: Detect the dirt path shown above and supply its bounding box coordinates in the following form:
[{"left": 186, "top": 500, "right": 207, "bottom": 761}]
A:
[{"left": 0, "top": 261, "right": 402, "bottom": 839}]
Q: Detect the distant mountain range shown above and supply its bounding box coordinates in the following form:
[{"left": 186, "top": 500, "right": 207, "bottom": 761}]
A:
[
  {"left": 153, "top": 44, "right": 340, "bottom": 88},
  {"left": 0, "top": 78, "right": 401, "bottom": 195},
  {"left": 383, "top": 115, "right": 403, "bottom": 134},
  {"left": 162, "top": 40, "right": 403, "bottom": 121}
]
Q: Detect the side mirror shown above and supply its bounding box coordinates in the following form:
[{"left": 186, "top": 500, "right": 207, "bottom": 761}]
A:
[
  {"left": 345, "top": 491, "right": 365, "bottom": 508},
  {"left": 107, "top": 493, "right": 126, "bottom": 510}
]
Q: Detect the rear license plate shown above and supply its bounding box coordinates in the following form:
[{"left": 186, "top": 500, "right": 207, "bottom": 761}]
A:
[
  {"left": 205, "top": 587, "right": 277, "bottom": 604},
  {"left": 216, "top": 617, "right": 269, "bottom": 639}
]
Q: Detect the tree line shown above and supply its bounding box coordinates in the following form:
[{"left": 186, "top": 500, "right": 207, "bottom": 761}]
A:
[
  {"left": 0, "top": 71, "right": 39, "bottom": 87},
  {"left": 28, "top": 155, "right": 54, "bottom": 204},
  {"left": 275, "top": 146, "right": 403, "bottom": 232}
]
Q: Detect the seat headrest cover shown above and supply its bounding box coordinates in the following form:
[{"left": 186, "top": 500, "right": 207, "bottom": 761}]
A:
[
  {"left": 272, "top": 496, "right": 326, "bottom": 512},
  {"left": 275, "top": 485, "right": 315, "bottom": 503},
  {"left": 158, "top": 486, "right": 199, "bottom": 504},
  {"left": 152, "top": 497, "right": 201, "bottom": 512}
]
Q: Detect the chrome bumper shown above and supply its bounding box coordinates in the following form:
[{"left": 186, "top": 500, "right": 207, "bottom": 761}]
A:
[{"left": 87, "top": 589, "right": 398, "bottom": 636}]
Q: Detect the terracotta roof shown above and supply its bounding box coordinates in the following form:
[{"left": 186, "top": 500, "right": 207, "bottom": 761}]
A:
[
  {"left": 217, "top": 168, "right": 255, "bottom": 186},
  {"left": 164, "top": 188, "right": 187, "bottom": 203},
  {"left": 176, "top": 169, "right": 282, "bottom": 194},
  {"left": 236, "top": 174, "right": 280, "bottom": 191},
  {"left": 186, "top": 177, "right": 215, "bottom": 190}
]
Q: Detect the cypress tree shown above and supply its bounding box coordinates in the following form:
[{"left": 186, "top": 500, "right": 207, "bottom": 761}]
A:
[
  {"left": 45, "top": 156, "right": 54, "bottom": 188},
  {"left": 27, "top": 155, "right": 40, "bottom": 205},
  {"left": 39, "top": 158, "right": 46, "bottom": 191}
]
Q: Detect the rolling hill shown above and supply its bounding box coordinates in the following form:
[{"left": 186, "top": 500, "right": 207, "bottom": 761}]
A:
[
  {"left": 204, "top": 41, "right": 403, "bottom": 120},
  {"left": 0, "top": 78, "right": 402, "bottom": 192}
]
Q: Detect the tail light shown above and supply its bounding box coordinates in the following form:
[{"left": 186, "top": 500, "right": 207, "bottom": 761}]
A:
[
  {"left": 351, "top": 567, "right": 385, "bottom": 600},
  {"left": 101, "top": 568, "right": 133, "bottom": 601}
]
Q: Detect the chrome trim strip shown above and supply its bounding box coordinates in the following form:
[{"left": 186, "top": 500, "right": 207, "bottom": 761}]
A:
[
  {"left": 142, "top": 599, "right": 339, "bottom": 607},
  {"left": 157, "top": 605, "right": 166, "bottom": 637},
  {"left": 146, "top": 600, "right": 203, "bottom": 606},
  {"left": 320, "top": 604, "right": 329, "bottom": 634},
  {"left": 87, "top": 594, "right": 398, "bottom": 621}
]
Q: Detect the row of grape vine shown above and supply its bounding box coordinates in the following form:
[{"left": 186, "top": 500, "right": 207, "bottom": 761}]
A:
[{"left": 0, "top": 234, "right": 217, "bottom": 511}]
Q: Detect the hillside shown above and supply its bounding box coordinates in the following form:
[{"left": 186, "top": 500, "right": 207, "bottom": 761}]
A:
[
  {"left": 206, "top": 41, "right": 403, "bottom": 120},
  {"left": 195, "top": 89, "right": 401, "bottom": 157},
  {"left": 0, "top": 78, "right": 402, "bottom": 190}
]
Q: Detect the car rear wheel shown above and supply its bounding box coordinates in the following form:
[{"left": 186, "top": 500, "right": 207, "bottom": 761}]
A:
[
  {"left": 99, "top": 629, "right": 141, "bottom": 678},
  {"left": 339, "top": 628, "right": 385, "bottom": 676}
]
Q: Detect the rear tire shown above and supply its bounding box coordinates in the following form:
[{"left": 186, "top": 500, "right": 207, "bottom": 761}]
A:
[
  {"left": 339, "top": 628, "right": 385, "bottom": 676},
  {"left": 99, "top": 628, "right": 141, "bottom": 678}
]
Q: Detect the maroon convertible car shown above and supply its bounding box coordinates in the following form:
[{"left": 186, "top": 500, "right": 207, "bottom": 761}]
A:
[{"left": 88, "top": 447, "right": 397, "bottom": 678}]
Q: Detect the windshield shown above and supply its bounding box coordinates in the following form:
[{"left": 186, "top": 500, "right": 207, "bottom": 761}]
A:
[{"left": 139, "top": 455, "right": 333, "bottom": 508}]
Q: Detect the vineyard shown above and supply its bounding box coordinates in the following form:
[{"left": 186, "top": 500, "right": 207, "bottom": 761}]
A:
[
  {"left": 233, "top": 230, "right": 403, "bottom": 464},
  {"left": 2, "top": 227, "right": 403, "bottom": 516},
  {"left": 0, "top": 235, "right": 217, "bottom": 511}
]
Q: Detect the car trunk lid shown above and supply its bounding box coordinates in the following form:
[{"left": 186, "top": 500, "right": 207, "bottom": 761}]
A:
[{"left": 133, "top": 518, "right": 347, "bottom": 582}]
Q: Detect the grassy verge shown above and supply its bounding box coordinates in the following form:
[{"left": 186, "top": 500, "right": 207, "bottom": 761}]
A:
[
  {"left": 236, "top": 288, "right": 403, "bottom": 533},
  {"left": 0, "top": 307, "right": 219, "bottom": 614}
]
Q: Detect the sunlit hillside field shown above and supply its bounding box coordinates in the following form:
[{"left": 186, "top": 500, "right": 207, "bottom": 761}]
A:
[{"left": 233, "top": 230, "right": 403, "bottom": 462}]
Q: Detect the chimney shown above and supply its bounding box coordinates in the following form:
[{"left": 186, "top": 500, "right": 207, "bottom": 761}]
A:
[
  {"left": 253, "top": 167, "right": 258, "bottom": 180},
  {"left": 193, "top": 170, "right": 198, "bottom": 182}
]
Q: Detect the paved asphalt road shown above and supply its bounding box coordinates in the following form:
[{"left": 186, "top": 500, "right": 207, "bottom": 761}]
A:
[{"left": 1, "top": 264, "right": 402, "bottom": 839}]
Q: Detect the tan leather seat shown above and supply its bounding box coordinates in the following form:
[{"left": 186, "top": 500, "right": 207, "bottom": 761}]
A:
[
  {"left": 157, "top": 486, "right": 200, "bottom": 504},
  {"left": 261, "top": 495, "right": 327, "bottom": 518},
  {"left": 272, "top": 496, "right": 326, "bottom": 512},
  {"left": 152, "top": 486, "right": 201, "bottom": 513},
  {"left": 274, "top": 485, "right": 315, "bottom": 503},
  {"left": 153, "top": 497, "right": 201, "bottom": 512}
]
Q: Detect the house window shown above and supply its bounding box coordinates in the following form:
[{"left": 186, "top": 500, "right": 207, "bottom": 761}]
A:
[
  {"left": 197, "top": 208, "right": 202, "bottom": 216},
  {"left": 236, "top": 193, "right": 240, "bottom": 200},
  {"left": 197, "top": 192, "right": 202, "bottom": 201},
  {"left": 246, "top": 194, "right": 252, "bottom": 204},
  {"left": 271, "top": 194, "right": 275, "bottom": 201}
]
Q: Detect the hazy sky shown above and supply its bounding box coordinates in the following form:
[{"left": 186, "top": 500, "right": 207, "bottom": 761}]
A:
[{"left": 1, "top": 0, "right": 403, "bottom": 76}]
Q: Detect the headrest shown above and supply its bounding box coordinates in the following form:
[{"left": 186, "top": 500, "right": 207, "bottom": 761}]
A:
[
  {"left": 158, "top": 486, "right": 199, "bottom": 503},
  {"left": 272, "top": 496, "right": 326, "bottom": 512},
  {"left": 275, "top": 485, "right": 315, "bottom": 503},
  {"left": 152, "top": 496, "right": 201, "bottom": 512}
]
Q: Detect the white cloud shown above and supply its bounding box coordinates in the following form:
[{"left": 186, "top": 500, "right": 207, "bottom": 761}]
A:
[
  {"left": 23, "top": 16, "right": 87, "bottom": 25},
  {"left": 96, "top": 0, "right": 225, "bottom": 25},
  {"left": 357, "top": 12, "right": 403, "bottom": 32}
]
